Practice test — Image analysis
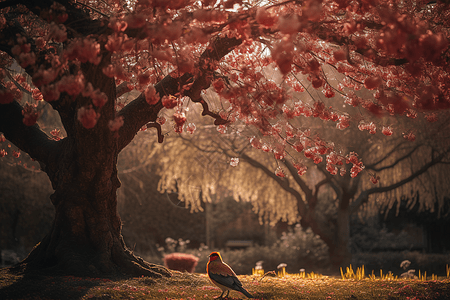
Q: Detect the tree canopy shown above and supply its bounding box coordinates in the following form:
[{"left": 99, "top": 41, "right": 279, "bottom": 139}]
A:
[
  {"left": 1, "top": 0, "right": 449, "bottom": 174},
  {"left": 0, "top": 0, "right": 450, "bottom": 275}
]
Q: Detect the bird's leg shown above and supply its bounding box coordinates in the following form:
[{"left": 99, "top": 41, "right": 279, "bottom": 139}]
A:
[
  {"left": 215, "top": 291, "right": 225, "bottom": 299},
  {"left": 225, "top": 290, "right": 230, "bottom": 298}
]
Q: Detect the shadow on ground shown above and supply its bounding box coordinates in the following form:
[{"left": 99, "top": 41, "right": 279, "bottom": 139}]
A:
[{"left": 0, "top": 267, "right": 114, "bottom": 300}]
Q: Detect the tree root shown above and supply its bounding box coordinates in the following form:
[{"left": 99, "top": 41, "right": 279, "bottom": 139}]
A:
[
  {"left": 112, "top": 246, "right": 172, "bottom": 278},
  {"left": 15, "top": 236, "right": 171, "bottom": 279}
]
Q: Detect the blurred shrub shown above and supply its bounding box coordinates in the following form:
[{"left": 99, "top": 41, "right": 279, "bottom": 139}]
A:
[
  {"left": 351, "top": 223, "right": 417, "bottom": 252},
  {"left": 189, "top": 224, "right": 330, "bottom": 275},
  {"left": 352, "top": 251, "right": 450, "bottom": 276},
  {"left": 164, "top": 252, "right": 199, "bottom": 273},
  {"left": 0, "top": 158, "right": 54, "bottom": 258}
]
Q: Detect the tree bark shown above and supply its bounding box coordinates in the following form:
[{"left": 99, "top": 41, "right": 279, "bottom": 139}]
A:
[
  {"left": 20, "top": 138, "right": 169, "bottom": 277},
  {"left": 328, "top": 207, "right": 351, "bottom": 269}
]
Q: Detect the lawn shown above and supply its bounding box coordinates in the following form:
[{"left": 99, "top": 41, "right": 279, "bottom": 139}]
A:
[{"left": 0, "top": 267, "right": 449, "bottom": 299}]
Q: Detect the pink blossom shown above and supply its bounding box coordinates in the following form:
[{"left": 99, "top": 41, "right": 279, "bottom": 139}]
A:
[
  {"left": 108, "top": 116, "right": 124, "bottom": 132},
  {"left": 41, "top": 84, "right": 60, "bottom": 102},
  {"left": 108, "top": 17, "right": 128, "bottom": 32},
  {"left": 382, "top": 126, "right": 393, "bottom": 136},
  {"left": 275, "top": 166, "right": 285, "bottom": 177},
  {"left": 77, "top": 106, "right": 100, "bottom": 129},
  {"left": 193, "top": 10, "right": 227, "bottom": 23},
  {"left": 162, "top": 95, "right": 179, "bottom": 109},
  {"left": 272, "top": 38, "right": 294, "bottom": 75},
  {"left": 403, "top": 132, "right": 416, "bottom": 141},
  {"left": 11, "top": 45, "right": 21, "bottom": 56},
  {"left": 0, "top": 90, "right": 15, "bottom": 104},
  {"left": 144, "top": 85, "right": 160, "bottom": 105},
  {"left": 173, "top": 111, "right": 186, "bottom": 133},
  {"left": 105, "top": 34, "right": 126, "bottom": 53},
  {"left": 65, "top": 38, "right": 101, "bottom": 65},
  {"left": 370, "top": 175, "right": 380, "bottom": 184},
  {"left": 102, "top": 64, "right": 129, "bottom": 81},
  {"left": 177, "top": 56, "right": 194, "bottom": 75},
  {"left": 82, "top": 82, "right": 94, "bottom": 97},
  {"left": 212, "top": 79, "right": 226, "bottom": 93},
  {"left": 293, "top": 141, "right": 304, "bottom": 153},
  {"left": 278, "top": 14, "right": 300, "bottom": 34},
  {"left": 124, "top": 14, "right": 147, "bottom": 29},
  {"left": 250, "top": 137, "right": 262, "bottom": 149},
  {"left": 294, "top": 162, "right": 307, "bottom": 176},
  {"left": 58, "top": 74, "right": 85, "bottom": 96},
  {"left": 18, "top": 52, "right": 36, "bottom": 68},
  {"left": 3, "top": 82, "right": 22, "bottom": 101},
  {"left": 256, "top": 8, "right": 277, "bottom": 28},
  {"left": 424, "top": 113, "right": 438, "bottom": 123},
  {"left": 50, "top": 129, "right": 61, "bottom": 141},
  {"left": 364, "top": 76, "right": 382, "bottom": 90},
  {"left": 230, "top": 157, "right": 239, "bottom": 167},
  {"left": 157, "top": 116, "right": 166, "bottom": 125},
  {"left": 35, "top": 37, "right": 46, "bottom": 49},
  {"left": 22, "top": 103, "right": 39, "bottom": 126},
  {"left": 186, "top": 123, "right": 196, "bottom": 134},
  {"left": 47, "top": 22, "right": 67, "bottom": 42},
  {"left": 91, "top": 89, "right": 108, "bottom": 108},
  {"left": 137, "top": 71, "right": 151, "bottom": 88}
]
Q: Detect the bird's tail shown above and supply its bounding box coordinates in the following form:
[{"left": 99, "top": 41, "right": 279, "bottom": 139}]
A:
[{"left": 238, "top": 286, "right": 254, "bottom": 298}]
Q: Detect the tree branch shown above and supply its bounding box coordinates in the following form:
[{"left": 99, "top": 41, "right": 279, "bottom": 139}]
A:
[
  {"left": 282, "top": 159, "right": 313, "bottom": 199},
  {"left": 0, "top": 101, "right": 59, "bottom": 169},
  {"left": 116, "top": 82, "right": 132, "bottom": 98},
  {"left": 117, "top": 36, "right": 242, "bottom": 152},
  {"left": 20, "top": 0, "right": 106, "bottom": 37},
  {"left": 241, "top": 153, "right": 308, "bottom": 217},
  {"left": 350, "top": 147, "right": 450, "bottom": 214},
  {"left": 366, "top": 143, "right": 423, "bottom": 172}
]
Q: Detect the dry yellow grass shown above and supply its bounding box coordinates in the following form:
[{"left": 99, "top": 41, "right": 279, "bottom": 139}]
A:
[{"left": 1, "top": 267, "right": 449, "bottom": 299}]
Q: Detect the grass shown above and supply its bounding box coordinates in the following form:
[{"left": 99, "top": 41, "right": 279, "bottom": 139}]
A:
[{"left": 1, "top": 267, "right": 450, "bottom": 299}]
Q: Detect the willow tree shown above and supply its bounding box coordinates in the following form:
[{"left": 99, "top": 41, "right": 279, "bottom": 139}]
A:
[
  {"left": 151, "top": 87, "right": 450, "bottom": 268},
  {"left": 1, "top": 0, "right": 449, "bottom": 276}
]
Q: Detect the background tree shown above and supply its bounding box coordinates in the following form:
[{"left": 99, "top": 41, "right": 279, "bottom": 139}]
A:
[
  {"left": 1, "top": 0, "right": 449, "bottom": 276},
  {"left": 153, "top": 92, "right": 450, "bottom": 268}
]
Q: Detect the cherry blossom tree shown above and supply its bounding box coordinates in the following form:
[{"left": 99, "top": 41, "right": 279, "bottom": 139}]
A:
[{"left": 1, "top": 0, "right": 449, "bottom": 276}]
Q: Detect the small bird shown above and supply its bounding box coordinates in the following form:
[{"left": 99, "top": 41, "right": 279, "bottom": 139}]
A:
[{"left": 206, "top": 251, "right": 254, "bottom": 299}]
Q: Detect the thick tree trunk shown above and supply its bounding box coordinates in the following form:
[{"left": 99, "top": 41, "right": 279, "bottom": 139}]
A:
[
  {"left": 16, "top": 137, "right": 170, "bottom": 278},
  {"left": 301, "top": 197, "right": 352, "bottom": 270},
  {"left": 329, "top": 208, "right": 352, "bottom": 269}
]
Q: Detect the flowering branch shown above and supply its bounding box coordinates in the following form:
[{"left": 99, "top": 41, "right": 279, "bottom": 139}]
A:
[
  {"left": 117, "top": 35, "right": 243, "bottom": 152},
  {"left": 0, "top": 101, "right": 59, "bottom": 170}
]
